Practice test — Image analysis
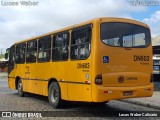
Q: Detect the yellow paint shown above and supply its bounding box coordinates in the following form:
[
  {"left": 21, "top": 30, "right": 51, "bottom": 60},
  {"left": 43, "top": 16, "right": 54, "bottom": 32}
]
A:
[{"left": 8, "top": 17, "right": 153, "bottom": 103}]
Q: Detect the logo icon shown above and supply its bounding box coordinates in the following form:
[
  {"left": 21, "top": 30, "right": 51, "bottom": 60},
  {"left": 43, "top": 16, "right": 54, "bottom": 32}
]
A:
[
  {"left": 2, "top": 112, "right": 11, "bottom": 117},
  {"left": 118, "top": 75, "right": 125, "bottom": 83},
  {"left": 103, "top": 56, "right": 109, "bottom": 63}
]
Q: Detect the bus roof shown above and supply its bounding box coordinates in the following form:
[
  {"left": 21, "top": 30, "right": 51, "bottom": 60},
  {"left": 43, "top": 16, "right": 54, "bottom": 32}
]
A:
[{"left": 13, "top": 17, "right": 150, "bottom": 45}]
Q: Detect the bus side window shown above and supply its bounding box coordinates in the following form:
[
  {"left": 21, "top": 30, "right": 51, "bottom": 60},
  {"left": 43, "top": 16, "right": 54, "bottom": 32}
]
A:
[
  {"left": 16, "top": 43, "right": 26, "bottom": 64},
  {"left": 52, "top": 32, "right": 69, "bottom": 61},
  {"left": 38, "top": 36, "right": 51, "bottom": 62},
  {"left": 8, "top": 46, "right": 15, "bottom": 74},
  {"left": 26, "top": 40, "right": 37, "bottom": 63},
  {"left": 71, "top": 25, "right": 91, "bottom": 60}
]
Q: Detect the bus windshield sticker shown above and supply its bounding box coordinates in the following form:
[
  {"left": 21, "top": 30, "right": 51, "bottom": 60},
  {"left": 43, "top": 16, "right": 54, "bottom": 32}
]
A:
[{"left": 103, "top": 56, "right": 109, "bottom": 63}]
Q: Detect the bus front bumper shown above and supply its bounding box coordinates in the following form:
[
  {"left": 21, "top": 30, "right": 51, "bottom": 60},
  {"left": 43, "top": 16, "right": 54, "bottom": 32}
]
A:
[{"left": 93, "top": 83, "right": 153, "bottom": 102}]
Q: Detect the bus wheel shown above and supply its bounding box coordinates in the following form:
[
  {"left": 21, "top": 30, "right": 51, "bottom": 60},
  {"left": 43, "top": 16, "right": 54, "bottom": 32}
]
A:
[
  {"left": 48, "top": 82, "right": 64, "bottom": 108},
  {"left": 18, "top": 79, "right": 25, "bottom": 97}
]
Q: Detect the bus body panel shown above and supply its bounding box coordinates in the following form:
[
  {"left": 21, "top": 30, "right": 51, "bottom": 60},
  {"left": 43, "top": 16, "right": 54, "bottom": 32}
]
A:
[
  {"left": 8, "top": 77, "right": 16, "bottom": 90},
  {"left": 91, "top": 18, "right": 153, "bottom": 102},
  {"left": 50, "top": 61, "right": 70, "bottom": 100},
  {"left": 99, "top": 18, "right": 152, "bottom": 87},
  {"left": 101, "top": 46, "right": 152, "bottom": 87},
  {"left": 59, "top": 82, "right": 68, "bottom": 100},
  {"left": 67, "top": 60, "right": 92, "bottom": 101},
  {"left": 92, "top": 83, "right": 153, "bottom": 102},
  {"left": 30, "top": 63, "right": 51, "bottom": 95}
]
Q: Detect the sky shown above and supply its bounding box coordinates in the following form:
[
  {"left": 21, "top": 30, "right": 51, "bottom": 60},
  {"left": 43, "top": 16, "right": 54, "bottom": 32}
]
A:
[{"left": 0, "top": 0, "right": 160, "bottom": 52}]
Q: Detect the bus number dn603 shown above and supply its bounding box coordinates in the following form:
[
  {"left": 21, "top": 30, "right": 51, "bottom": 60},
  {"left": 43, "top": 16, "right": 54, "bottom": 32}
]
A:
[
  {"left": 77, "top": 63, "right": 90, "bottom": 69},
  {"left": 134, "top": 55, "right": 149, "bottom": 61}
]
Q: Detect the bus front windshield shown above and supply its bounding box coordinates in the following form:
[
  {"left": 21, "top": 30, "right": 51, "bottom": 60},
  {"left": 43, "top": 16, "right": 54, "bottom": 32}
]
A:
[{"left": 100, "top": 22, "right": 151, "bottom": 48}]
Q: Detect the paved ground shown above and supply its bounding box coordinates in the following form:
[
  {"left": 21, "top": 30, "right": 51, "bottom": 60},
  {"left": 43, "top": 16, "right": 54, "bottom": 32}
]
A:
[
  {"left": 120, "top": 91, "right": 160, "bottom": 110},
  {"left": 0, "top": 76, "right": 160, "bottom": 119},
  {"left": 154, "top": 82, "right": 160, "bottom": 91},
  {"left": 120, "top": 82, "right": 160, "bottom": 110},
  {"left": 0, "top": 72, "right": 7, "bottom": 77}
]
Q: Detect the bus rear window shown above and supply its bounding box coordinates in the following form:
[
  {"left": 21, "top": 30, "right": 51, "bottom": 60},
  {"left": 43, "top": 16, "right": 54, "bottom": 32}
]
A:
[{"left": 100, "top": 22, "right": 151, "bottom": 48}]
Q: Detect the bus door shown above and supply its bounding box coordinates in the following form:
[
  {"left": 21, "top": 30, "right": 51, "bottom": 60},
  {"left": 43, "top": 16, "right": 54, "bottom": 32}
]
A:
[{"left": 8, "top": 46, "right": 16, "bottom": 89}]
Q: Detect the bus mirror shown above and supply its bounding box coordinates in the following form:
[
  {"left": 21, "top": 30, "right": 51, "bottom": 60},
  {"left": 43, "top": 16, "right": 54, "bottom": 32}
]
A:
[{"left": 5, "top": 53, "right": 8, "bottom": 60}]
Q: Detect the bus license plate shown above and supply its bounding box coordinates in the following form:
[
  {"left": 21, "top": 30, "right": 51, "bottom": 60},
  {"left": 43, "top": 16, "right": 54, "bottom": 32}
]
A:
[{"left": 123, "top": 91, "right": 133, "bottom": 96}]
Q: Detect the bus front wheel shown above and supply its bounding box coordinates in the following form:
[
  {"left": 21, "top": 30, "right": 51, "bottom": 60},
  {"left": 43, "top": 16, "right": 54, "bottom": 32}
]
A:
[
  {"left": 18, "top": 79, "right": 25, "bottom": 97},
  {"left": 48, "top": 82, "right": 64, "bottom": 108}
]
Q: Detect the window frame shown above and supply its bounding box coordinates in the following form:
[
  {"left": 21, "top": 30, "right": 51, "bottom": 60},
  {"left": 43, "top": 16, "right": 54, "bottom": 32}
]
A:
[
  {"left": 70, "top": 24, "right": 92, "bottom": 60},
  {"left": 52, "top": 31, "right": 70, "bottom": 62},
  {"left": 100, "top": 22, "right": 151, "bottom": 48},
  {"left": 15, "top": 43, "right": 26, "bottom": 64},
  {"left": 26, "top": 40, "right": 37, "bottom": 63},
  {"left": 38, "top": 36, "right": 51, "bottom": 63},
  {"left": 8, "top": 45, "right": 15, "bottom": 74}
]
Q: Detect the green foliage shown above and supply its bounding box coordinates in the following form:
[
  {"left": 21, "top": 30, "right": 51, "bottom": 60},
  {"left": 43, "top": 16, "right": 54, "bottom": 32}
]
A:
[{"left": 0, "top": 54, "right": 5, "bottom": 59}]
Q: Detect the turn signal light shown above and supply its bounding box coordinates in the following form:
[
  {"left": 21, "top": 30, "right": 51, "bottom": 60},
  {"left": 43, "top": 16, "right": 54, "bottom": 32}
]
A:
[{"left": 95, "top": 74, "right": 102, "bottom": 85}]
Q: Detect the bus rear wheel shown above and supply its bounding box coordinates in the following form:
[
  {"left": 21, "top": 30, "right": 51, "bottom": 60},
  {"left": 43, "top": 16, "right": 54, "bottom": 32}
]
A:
[
  {"left": 48, "top": 82, "right": 64, "bottom": 108},
  {"left": 18, "top": 79, "right": 25, "bottom": 97}
]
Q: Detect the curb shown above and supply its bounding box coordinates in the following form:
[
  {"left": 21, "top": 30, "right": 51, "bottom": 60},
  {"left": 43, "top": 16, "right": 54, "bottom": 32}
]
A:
[{"left": 119, "top": 99, "right": 160, "bottom": 110}]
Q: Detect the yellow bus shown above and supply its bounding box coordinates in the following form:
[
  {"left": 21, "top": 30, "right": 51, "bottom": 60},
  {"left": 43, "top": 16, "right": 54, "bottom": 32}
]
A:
[{"left": 6, "top": 17, "right": 153, "bottom": 108}]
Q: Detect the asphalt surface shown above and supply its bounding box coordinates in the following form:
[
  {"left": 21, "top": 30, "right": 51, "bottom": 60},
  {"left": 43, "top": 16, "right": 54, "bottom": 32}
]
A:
[{"left": 0, "top": 77, "right": 160, "bottom": 120}]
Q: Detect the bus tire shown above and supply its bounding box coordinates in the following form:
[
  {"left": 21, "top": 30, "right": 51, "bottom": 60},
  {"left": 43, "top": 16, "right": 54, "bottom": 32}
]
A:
[
  {"left": 18, "top": 79, "right": 25, "bottom": 97},
  {"left": 48, "top": 82, "right": 64, "bottom": 108}
]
